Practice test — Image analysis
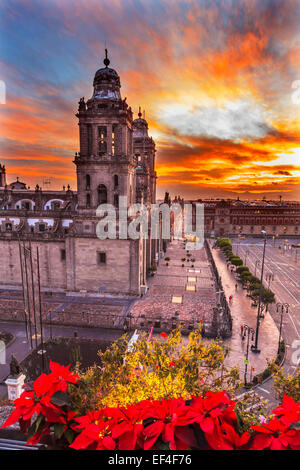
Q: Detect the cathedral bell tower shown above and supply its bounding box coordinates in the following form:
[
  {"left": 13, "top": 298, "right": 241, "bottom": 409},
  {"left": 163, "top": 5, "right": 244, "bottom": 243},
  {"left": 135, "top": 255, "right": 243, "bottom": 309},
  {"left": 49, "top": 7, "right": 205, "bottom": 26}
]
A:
[
  {"left": 74, "top": 50, "right": 137, "bottom": 212},
  {"left": 0, "top": 163, "right": 7, "bottom": 188}
]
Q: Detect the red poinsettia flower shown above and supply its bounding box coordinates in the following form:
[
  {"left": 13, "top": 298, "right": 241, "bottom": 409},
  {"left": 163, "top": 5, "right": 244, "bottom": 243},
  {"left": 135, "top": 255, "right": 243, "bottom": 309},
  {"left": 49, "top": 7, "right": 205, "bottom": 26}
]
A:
[
  {"left": 0, "top": 391, "right": 35, "bottom": 430},
  {"left": 272, "top": 395, "right": 300, "bottom": 426},
  {"left": 160, "top": 332, "right": 168, "bottom": 338},
  {"left": 205, "top": 420, "right": 250, "bottom": 450},
  {"left": 185, "top": 391, "right": 236, "bottom": 434},
  {"left": 110, "top": 403, "right": 145, "bottom": 450},
  {"left": 250, "top": 418, "right": 300, "bottom": 450},
  {"left": 143, "top": 398, "right": 195, "bottom": 450},
  {"left": 70, "top": 410, "right": 116, "bottom": 450},
  {"left": 48, "top": 361, "right": 79, "bottom": 394}
]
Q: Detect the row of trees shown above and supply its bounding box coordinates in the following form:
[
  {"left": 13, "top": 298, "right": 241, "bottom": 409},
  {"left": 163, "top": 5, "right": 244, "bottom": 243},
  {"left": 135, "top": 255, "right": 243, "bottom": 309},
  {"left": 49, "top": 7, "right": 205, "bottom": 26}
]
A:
[{"left": 216, "top": 238, "right": 275, "bottom": 309}]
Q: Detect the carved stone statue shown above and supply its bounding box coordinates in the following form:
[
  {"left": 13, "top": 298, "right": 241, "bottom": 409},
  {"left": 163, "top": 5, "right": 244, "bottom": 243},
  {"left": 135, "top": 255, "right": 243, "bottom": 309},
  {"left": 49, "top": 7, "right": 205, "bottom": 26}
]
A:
[{"left": 9, "top": 354, "right": 23, "bottom": 377}]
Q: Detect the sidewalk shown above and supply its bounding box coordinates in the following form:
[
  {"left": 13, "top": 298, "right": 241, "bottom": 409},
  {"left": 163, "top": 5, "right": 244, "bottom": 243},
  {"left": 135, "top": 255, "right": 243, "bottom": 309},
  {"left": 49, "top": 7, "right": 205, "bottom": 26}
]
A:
[{"left": 209, "top": 241, "right": 279, "bottom": 378}]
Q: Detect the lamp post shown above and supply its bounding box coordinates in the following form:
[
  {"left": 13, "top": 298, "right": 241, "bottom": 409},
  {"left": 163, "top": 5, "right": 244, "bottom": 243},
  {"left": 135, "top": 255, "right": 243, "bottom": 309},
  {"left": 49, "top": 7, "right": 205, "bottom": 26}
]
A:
[
  {"left": 242, "top": 324, "right": 255, "bottom": 385},
  {"left": 276, "top": 303, "right": 289, "bottom": 354},
  {"left": 251, "top": 230, "right": 267, "bottom": 353}
]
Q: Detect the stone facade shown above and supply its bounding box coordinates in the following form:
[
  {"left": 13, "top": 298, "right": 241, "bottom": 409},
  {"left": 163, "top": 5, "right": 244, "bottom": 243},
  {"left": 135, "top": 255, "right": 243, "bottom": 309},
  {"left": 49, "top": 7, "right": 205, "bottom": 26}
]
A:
[
  {"left": 0, "top": 52, "right": 159, "bottom": 296},
  {"left": 190, "top": 198, "right": 300, "bottom": 238}
]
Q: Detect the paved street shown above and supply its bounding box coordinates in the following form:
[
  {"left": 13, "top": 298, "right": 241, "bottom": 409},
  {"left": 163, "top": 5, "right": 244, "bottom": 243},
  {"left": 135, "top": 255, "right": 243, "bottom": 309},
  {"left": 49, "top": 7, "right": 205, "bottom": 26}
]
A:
[{"left": 230, "top": 237, "right": 300, "bottom": 404}]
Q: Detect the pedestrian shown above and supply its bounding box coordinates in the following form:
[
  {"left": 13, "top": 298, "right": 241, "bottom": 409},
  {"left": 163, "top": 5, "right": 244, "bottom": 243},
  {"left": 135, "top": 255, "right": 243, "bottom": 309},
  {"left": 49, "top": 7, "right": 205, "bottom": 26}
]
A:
[
  {"left": 235, "top": 283, "right": 238, "bottom": 291},
  {"left": 229, "top": 295, "right": 232, "bottom": 302},
  {"left": 241, "top": 325, "right": 244, "bottom": 335}
]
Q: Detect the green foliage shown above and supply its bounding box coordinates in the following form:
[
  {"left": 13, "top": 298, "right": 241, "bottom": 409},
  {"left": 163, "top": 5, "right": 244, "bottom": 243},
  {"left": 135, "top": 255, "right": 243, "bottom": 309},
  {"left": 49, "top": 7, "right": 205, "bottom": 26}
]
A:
[
  {"left": 236, "top": 266, "right": 250, "bottom": 275},
  {"left": 69, "top": 328, "right": 241, "bottom": 413},
  {"left": 272, "top": 366, "right": 300, "bottom": 402},
  {"left": 261, "top": 288, "right": 276, "bottom": 305},
  {"left": 216, "top": 237, "right": 232, "bottom": 249},
  {"left": 230, "top": 257, "right": 243, "bottom": 266}
]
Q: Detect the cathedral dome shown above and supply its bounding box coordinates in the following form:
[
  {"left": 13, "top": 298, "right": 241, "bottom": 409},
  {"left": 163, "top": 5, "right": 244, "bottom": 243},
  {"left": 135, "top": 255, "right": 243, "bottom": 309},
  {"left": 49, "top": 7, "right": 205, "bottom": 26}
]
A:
[
  {"left": 92, "top": 50, "right": 121, "bottom": 101},
  {"left": 133, "top": 108, "right": 149, "bottom": 138},
  {"left": 93, "top": 66, "right": 120, "bottom": 88}
]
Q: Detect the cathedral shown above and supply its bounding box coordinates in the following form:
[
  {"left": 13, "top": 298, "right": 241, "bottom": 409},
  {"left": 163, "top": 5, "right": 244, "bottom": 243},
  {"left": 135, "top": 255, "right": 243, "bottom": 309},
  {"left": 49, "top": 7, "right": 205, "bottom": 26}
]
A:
[{"left": 0, "top": 52, "right": 160, "bottom": 296}]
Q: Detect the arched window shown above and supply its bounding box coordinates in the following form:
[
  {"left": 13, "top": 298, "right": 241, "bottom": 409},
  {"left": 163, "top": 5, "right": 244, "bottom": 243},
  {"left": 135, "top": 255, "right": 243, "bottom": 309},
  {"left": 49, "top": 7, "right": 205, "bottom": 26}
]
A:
[
  {"left": 114, "top": 175, "right": 118, "bottom": 188},
  {"left": 86, "top": 193, "right": 91, "bottom": 208},
  {"left": 114, "top": 194, "right": 119, "bottom": 207},
  {"left": 98, "top": 126, "right": 107, "bottom": 155},
  {"left": 86, "top": 174, "right": 90, "bottom": 190},
  {"left": 98, "top": 185, "right": 107, "bottom": 204}
]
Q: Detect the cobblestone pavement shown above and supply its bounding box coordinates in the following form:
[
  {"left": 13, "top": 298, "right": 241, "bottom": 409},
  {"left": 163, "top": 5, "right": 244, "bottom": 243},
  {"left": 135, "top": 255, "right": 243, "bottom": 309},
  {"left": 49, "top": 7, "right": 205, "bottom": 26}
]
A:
[
  {"left": 0, "top": 290, "right": 134, "bottom": 329},
  {"left": 209, "top": 240, "right": 279, "bottom": 380},
  {"left": 130, "top": 240, "right": 216, "bottom": 332}
]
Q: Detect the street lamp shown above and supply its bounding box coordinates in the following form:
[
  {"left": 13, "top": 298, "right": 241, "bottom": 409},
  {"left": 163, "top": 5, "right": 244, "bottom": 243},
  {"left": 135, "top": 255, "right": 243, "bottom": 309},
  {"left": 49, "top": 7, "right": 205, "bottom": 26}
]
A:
[
  {"left": 251, "top": 230, "right": 267, "bottom": 353},
  {"left": 244, "top": 249, "right": 250, "bottom": 266},
  {"left": 276, "top": 303, "right": 289, "bottom": 354},
  {"left": 242, "top": 324, "right": 255, "bottom": 385}
]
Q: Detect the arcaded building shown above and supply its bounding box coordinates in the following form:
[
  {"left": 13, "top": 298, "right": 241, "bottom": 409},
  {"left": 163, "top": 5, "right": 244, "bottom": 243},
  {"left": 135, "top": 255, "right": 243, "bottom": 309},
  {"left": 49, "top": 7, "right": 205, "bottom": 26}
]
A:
[
  {"left": 0, "top": 53, "right": 159, "bottom": 295},
  {"left": 191, "top": 198, "right": 300, "bottom": 238}
]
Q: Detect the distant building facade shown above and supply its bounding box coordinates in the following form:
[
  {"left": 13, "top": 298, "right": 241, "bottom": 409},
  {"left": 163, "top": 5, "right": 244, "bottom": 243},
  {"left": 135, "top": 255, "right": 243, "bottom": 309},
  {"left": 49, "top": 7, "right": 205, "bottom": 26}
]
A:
[
  {"left": 189, "top": 198, "right": 300, "bottom": 238},
  {"left": 0, "top": 53, "right": 160, "bottom": 295}
]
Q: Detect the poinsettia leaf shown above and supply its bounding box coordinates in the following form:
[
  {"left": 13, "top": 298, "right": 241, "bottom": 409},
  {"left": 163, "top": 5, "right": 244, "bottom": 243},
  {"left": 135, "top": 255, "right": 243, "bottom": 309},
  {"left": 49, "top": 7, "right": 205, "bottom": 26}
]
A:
[
  {"left": 54, "top": 423, "right": 65, "bottom": 439},
  {"left": 65, "top": 429, "right": 75, "bottom": 444},
  {"left": 50, "top": 391, "right": 72, "bottom": 408},
  {"left": 27, "top": 420, "right": 39, "bottom": 440},
  {"left": 35, "top": 414, "right": 44, "bottom": 433}
]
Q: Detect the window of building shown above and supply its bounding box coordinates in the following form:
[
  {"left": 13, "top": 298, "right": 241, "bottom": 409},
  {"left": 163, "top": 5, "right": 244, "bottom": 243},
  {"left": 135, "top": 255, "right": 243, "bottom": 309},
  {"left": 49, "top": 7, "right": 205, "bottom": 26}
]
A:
[
  {"left": 97, "top": 252, "right": 106, "bottom": 265},
  {"left": 98, "top": 126, "right": 107, "bottom": 155},
  {"left": 114, "top": 175, "right": 118, "bottom": 188},
  {"left": 61, "top": 249, "right": 66, "bottom": 261},
  {"left": 5, "top": 223, "right": 12, "bottom": 231},
  {"left": 112, "top": 125, "right": 117, "bottom": 156},
  {"left": 86, "top": 193, "right": 91, "bottom": 208},
  {"left": 39, "top": 224, "right": 45, "bottom": 232},
  {"left": 98, "top": 185, "right": 107, "bottom": 204},
  {"left": 114, "top": 194, "right": 119, "bottom": 207},
  {"left": 86, "top": 174, "right": 90, "bottom": 190}
]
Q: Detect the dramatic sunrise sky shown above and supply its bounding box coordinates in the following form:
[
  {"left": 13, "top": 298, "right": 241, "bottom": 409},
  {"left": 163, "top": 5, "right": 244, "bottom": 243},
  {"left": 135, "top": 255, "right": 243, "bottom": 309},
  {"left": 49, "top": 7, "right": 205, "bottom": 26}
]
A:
[{"left": 0, "top": 0, "right": 300, "bottom": 200}]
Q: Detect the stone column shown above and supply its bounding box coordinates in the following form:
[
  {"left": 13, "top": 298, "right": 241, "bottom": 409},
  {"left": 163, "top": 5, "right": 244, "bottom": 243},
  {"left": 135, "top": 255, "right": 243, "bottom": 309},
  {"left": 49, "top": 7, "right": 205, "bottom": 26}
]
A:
[{"left": 5, "top": 374, "right": 26, "bottom": 400}]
